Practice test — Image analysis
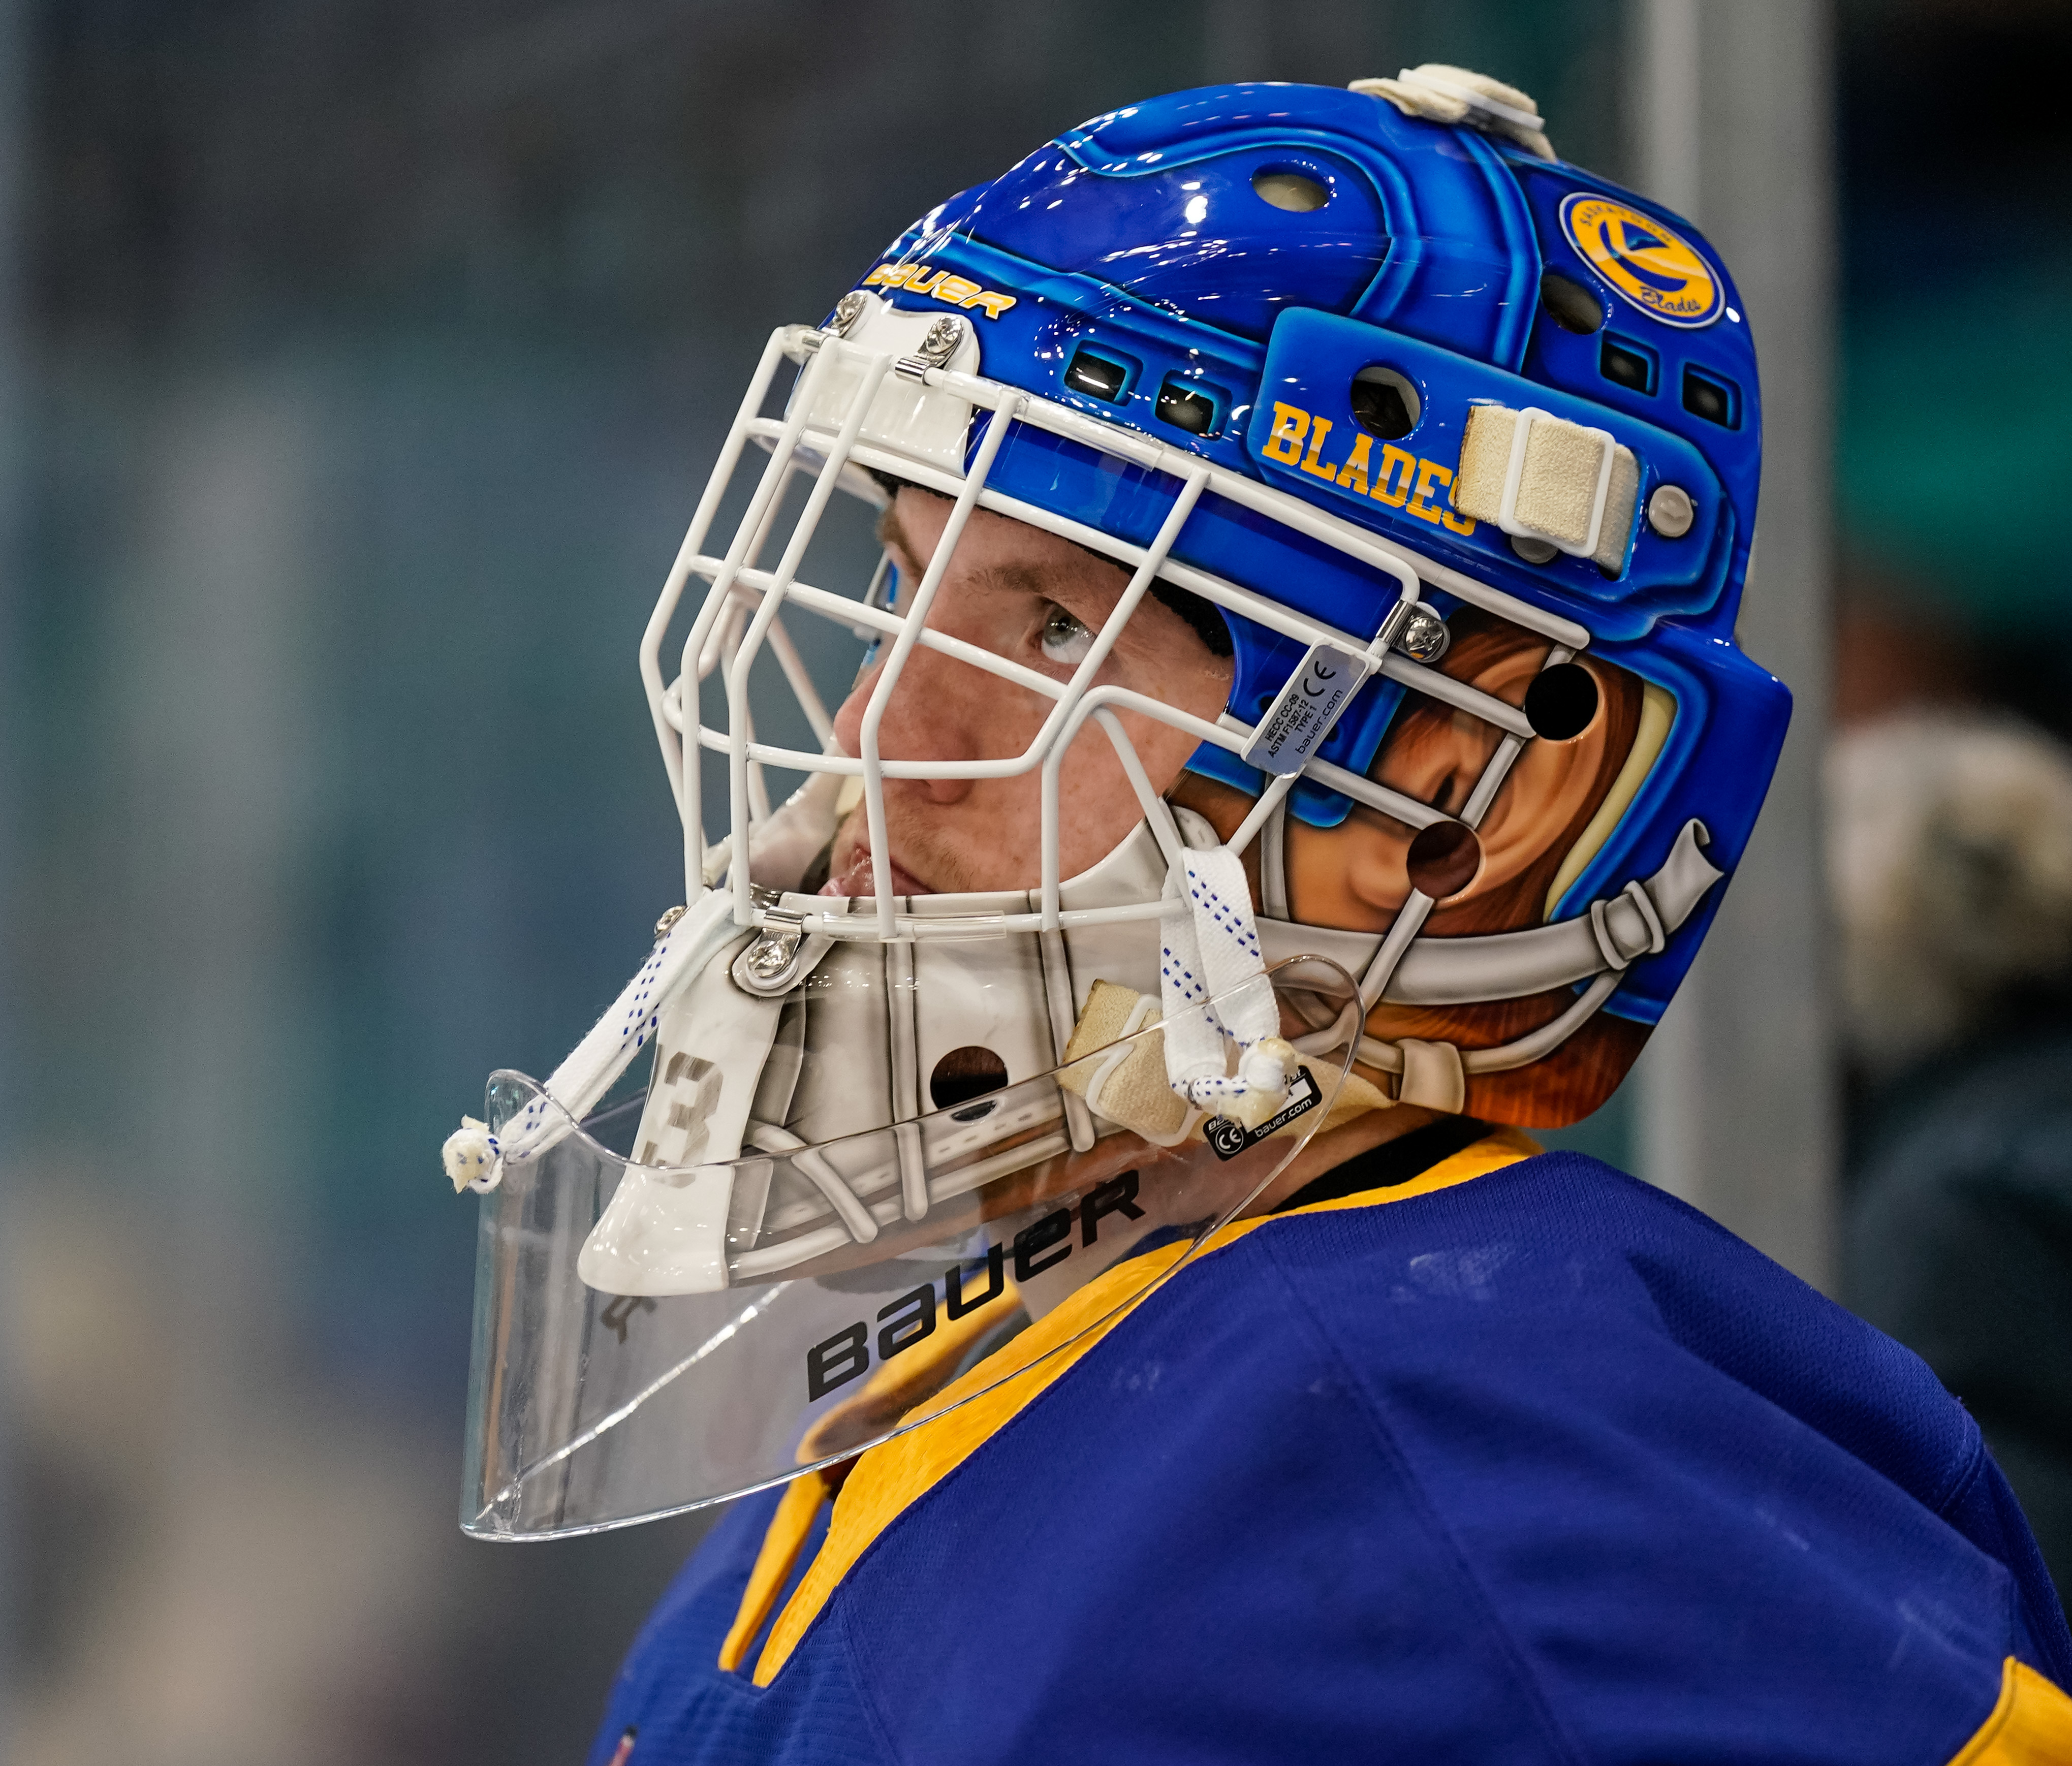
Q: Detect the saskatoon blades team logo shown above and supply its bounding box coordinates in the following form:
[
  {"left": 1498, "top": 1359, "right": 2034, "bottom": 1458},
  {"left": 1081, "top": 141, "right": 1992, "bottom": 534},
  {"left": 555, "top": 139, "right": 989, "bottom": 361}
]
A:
[{"left": 1559, "top": 193, "right": 1722, "bottom": 328}]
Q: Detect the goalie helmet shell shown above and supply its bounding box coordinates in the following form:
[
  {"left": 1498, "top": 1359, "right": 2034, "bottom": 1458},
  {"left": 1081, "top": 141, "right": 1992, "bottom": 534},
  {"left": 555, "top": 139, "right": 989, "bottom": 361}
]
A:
[
  {"left": 451, "top": 76, "right": 1786, "bottom": 1537},
  {"left": 792, "top": 78, "right": 1779, "bottom": 1114}
]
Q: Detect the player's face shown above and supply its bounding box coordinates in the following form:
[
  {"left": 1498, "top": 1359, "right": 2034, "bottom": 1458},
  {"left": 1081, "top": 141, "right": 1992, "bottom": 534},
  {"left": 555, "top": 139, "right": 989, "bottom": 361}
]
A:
[{"left": 824, "top": 488, "right": 1235, "bottom": 897}]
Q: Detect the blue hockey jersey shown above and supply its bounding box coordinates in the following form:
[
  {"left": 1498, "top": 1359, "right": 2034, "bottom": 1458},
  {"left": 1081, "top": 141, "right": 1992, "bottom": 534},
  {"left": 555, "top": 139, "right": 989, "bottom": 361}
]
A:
[{"left": 588, "top": 1131, "right": 2072, "bottom": 1765}]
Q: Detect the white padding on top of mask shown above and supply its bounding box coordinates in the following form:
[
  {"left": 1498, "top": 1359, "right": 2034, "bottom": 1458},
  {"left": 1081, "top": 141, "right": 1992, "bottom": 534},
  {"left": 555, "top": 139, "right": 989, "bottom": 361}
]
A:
[{"left": 791, "top": 292, "right": 982, "bottom": 475}]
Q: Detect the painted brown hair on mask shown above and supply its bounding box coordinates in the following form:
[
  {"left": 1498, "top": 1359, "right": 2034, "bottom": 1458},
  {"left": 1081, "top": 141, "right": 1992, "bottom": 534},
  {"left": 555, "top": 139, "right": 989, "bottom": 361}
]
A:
[{"left": 1292, "top": 606, "right": 1650, "bottom": 1125}]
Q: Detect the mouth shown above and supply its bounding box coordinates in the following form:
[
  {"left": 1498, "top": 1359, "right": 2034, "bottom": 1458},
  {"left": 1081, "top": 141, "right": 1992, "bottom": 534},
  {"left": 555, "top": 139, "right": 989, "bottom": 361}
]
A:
[{"left": 818, "top": 844, "right": 935, "bottom": 899}]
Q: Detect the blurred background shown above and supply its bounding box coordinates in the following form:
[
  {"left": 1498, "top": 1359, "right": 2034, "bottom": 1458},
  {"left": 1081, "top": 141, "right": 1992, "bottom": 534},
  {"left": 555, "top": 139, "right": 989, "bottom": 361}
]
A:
[{"left": 3, "top": 0, "right": 2068, "bottom": 1759}]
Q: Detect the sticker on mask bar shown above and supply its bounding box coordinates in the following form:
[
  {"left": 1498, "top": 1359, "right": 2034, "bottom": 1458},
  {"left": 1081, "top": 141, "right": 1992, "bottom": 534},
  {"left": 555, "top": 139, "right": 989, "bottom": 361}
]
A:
[
  {"left": 1203, "top": 1065, "right": 1323, "bottom": 1160},
  {"left": 1242, "top": 645, "right": 1372, "bottom": 776}
]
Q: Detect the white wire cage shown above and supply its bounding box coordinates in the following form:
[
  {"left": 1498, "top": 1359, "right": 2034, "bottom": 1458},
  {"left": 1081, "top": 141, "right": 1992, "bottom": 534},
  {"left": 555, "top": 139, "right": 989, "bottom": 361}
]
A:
[{"left": 641, "top": 301, "right": 1592, "bottom": 1020}]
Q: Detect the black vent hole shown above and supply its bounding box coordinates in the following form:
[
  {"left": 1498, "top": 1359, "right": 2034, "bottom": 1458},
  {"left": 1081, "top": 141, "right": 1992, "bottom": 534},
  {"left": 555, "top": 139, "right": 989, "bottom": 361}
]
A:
[
  {"left": 1540, "top": 271, "right": 1604, "bottom": 335},
  {"left": 1350, "top": 365, "right": 1420, "bottom": 440},
  {"left": 1525, "top": 663, "right": 1601, "bottom": 741},
  {"left": 1065, "top": 350, "right": 1129, "bottom": 402},
  {"left": 1156, "top": 381, "right": 1217, "bottom": 434},
  {"left": 931, "top": 1045, "right": 1009, "bottom": 1113},
  {"left": 1681, "top": 366, "right": 1737, "bottom": 427},
  {"left": 1599, "top": 337, "right": 1657, "bottom": 394},
  {"left": 1406, "top": 821, "right": 1483, "bottom": 902}
]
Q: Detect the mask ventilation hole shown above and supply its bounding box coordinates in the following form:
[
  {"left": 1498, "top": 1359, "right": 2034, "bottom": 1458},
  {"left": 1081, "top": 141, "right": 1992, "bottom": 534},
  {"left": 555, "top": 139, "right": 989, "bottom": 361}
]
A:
[
  {"left": 1540, "top": 271, "right": 1604, "bottom": 335},
  {"left": 1599, "top": 336, "right": 1658, "bottom": 395},
  {"left": 1349, "top": 365, "right": 1420, "bottom": 440},
  {"left": 1252, "top": 169, "right": 1330, "bottom": 212},
  {"left": 1406, "top": 821, "right": 1482, "bottom": 901},
  {"left": 1525, "top": 664, "right": 1600, "bottom": 740},
  {"left": 1065, "top": 349, "right": 1130, "bottom": 403},
  {"left": 931, "top": 1045, "right": 1009, "bottom": 1114},
  {"left": 1681, "top": 365, "right": 1738, "bottom": 427},
  {"left": 1156, "top": 378, "right": 1218, "bottom": 434}
]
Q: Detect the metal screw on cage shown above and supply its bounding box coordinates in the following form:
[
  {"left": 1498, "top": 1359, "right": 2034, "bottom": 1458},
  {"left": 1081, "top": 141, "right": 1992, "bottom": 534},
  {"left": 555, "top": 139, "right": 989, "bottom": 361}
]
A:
[
  {"left": 1391, "top": 607, "right": 1452, "bottom": 664},
  {"left": 894, "top": 312, "right": 968, "bottom": 381},
  {"left": 919, "top": 314, "right": 965, "bottom": 364},
  {"left": 731, "top": 895, "right": 810, "bottom": 996},
  {"left": 744, "top": 930, "right": 801, "bottom": 983},
  {"left": 829, "top": 291, "right": 868, "bottom": 337},
  {"left": 653, "top": 904, "right": 686, "bottom": 938}
]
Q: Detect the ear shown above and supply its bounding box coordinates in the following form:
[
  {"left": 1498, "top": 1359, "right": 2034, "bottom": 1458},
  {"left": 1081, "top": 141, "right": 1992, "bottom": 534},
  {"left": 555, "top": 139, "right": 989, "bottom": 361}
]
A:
[
  {"left": 1435, "top": 650, "right": 1618, "bottom": 923},
  {"left": 1283, "top": 648, "right": 1622, "bottom": 934}
]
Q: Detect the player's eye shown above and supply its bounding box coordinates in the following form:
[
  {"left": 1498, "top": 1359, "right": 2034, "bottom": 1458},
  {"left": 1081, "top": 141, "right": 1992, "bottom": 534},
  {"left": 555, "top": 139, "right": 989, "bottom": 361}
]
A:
[{"left": 1039, "top": 604, "right": 1095, "bottom": 666}]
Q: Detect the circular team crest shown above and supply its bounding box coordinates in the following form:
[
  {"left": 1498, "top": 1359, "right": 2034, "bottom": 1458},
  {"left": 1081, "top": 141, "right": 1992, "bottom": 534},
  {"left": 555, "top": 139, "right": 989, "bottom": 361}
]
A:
[{"left": 1560, "top": 193, "right": 1721, "bottom": 328}]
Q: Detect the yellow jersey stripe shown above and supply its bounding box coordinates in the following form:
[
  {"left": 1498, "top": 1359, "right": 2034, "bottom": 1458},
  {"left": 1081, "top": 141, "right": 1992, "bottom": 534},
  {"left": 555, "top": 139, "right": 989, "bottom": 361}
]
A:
[
  {"left": 1949, "top": 1658, "right": 2072, "bottom": 1765},
  {"left": 716, "top": 1469, "right": 829, "bottom": 1673}
]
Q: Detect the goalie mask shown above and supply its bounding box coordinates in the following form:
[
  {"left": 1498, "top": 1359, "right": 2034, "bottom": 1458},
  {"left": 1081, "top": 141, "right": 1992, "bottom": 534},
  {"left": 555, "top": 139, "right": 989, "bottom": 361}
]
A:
[{"left": 450, "top": 70, "right": 1785, "bottom": 1539}]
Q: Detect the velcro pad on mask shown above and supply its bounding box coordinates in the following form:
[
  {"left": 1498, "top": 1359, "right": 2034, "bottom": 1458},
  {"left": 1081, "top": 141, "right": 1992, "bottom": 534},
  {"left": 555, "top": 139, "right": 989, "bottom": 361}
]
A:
[
  {"left": 1060, "top": 980, "right": 1194, "bottom": 1142},
  {"left": 1455, "top": 403, "right": 1639, "bottom": 569},
  {"left": 1062, "top": 979, "right": 1392, "bottom": 1142}
]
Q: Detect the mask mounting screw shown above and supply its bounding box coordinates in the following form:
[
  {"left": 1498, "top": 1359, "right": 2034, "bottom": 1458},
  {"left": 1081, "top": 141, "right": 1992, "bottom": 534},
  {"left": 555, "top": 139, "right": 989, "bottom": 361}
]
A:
[
  {"left": 1382, "top": 604, "right": 1452, "bottom": 665},
  {"left": 744, "top": 927, "right": 803, "bottom": 982},
  {"left": 732, "top": 899, "right": 811, "bottom": 995},
  {"left": 1647, "top": 483, "right": 1695, "bottom": 539},
  {"left": 829, "top": 290, "right": 867, "bottom": 337},
  {"left": 897, "top": 313, "right": 967, "bottom": 381},
  {"left": 917, "top": 313, "right": 965, "bottom": 365},
  {"left": 654, "top": 904, "right": 687, "bottom": 939}
]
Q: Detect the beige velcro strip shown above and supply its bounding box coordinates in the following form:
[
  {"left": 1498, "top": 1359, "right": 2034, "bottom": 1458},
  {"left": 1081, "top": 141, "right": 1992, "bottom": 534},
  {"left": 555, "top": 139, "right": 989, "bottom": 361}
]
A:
[
  {"left": 1061, "top": 978, "right": 1392, "bottom": 1143},
  {"left": 1455, "top": 405, "right": 1516, "bottom": 529},
  {"left": 1453, "top": 404, "right": 1640, "bottom": 570},
  {"left": 1592, "top": 452, "right": 1640, "bottom": 570},
  {"left": 1515, "top": 419, "right": 1610, "bottom": 547},
  {"left": 1059, "top": 979, "right": 1192, "bottom": 1142}
]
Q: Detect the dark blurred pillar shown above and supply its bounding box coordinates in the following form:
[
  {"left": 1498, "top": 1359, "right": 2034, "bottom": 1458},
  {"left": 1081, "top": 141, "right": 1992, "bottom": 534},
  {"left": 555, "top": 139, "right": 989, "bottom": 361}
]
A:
[
  {"left": 0, "top": 0, "right": 22, "bottom": 1738},
  {"left": 1630, "top": 0, "right": 1839, "bottom": 1288}
]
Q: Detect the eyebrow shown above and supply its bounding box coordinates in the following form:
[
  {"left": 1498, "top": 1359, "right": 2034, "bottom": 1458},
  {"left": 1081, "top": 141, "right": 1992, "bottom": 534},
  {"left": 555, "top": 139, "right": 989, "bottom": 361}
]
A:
[
  {"left": 875, "top": 499, "right": 1109, "bottom": 610},
  {"left": 873, "top": 498, "right": 914, "bottom": 561}
]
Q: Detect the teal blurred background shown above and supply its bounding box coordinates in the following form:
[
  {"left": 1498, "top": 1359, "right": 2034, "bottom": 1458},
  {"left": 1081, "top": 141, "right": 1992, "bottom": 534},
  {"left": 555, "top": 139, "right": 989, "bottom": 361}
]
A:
[{"left": 4, "top": 1, "right": 2065, "bottom": 1760}]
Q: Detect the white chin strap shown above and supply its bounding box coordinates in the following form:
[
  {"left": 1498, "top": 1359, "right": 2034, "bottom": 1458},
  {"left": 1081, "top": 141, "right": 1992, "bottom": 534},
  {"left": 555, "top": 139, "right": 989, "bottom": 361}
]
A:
[
  {"left": 1158, "top": 841, "right": 1295, "bottom": 1129},
  {"left": 439, "top": 889, "right": 748, "bottom": 1192}
]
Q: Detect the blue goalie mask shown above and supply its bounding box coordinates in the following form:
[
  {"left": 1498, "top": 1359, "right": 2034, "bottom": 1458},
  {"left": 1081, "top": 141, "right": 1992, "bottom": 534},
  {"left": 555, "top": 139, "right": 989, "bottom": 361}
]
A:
[{"left": 447, "top": 68, "right": 1787, "bottom": 1538}]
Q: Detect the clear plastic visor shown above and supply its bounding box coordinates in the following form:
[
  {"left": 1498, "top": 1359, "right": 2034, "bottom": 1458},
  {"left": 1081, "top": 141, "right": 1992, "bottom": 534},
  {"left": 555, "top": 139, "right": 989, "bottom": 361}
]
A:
[{"left": 462, "top": 956, "right": 1362, "bottom": 1539}]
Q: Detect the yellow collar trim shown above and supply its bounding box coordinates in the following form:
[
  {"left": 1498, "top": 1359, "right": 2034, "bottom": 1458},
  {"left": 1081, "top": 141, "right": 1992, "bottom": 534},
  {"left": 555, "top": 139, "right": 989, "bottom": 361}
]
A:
[
  {"left": 1948, "top": 1658, "right": 2072, "bottom": 1765},
  {"left": 746, "top": 1126, "right": 1540, "bottom": 1685}
]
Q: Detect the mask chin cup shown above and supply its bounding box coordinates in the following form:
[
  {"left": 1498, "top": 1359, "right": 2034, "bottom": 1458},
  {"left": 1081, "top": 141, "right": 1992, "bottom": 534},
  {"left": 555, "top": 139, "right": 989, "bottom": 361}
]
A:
[
  {"left": 461, "top": 955, "right": 1366, "bottom": 1539},
  {"left": 577, "top": 1163, "right": 736, "bottom": 1297}
]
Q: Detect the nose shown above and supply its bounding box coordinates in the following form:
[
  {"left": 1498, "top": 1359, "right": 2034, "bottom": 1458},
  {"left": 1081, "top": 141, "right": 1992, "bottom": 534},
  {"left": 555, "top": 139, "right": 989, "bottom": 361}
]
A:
[{"left": 831, "top": 640, "right": 977, "bottom": 805}]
